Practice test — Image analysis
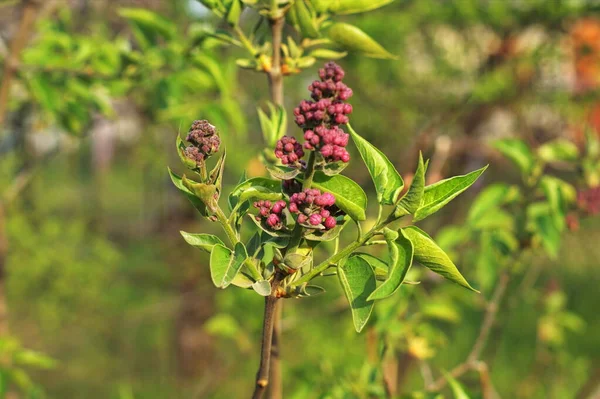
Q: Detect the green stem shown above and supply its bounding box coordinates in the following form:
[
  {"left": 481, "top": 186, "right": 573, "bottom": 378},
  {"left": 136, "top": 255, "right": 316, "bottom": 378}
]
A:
[
  {"left": 302, "top": 152, "right": 317, "bottom": 190},
  {"left": 215, "top": 206, "right": 263, "bottom": 281}
]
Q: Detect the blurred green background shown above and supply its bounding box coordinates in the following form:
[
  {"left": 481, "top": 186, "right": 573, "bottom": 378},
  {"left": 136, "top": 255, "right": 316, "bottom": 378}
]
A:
[{"left": 1, "top": 0, "right": 600, "bottom": 398}]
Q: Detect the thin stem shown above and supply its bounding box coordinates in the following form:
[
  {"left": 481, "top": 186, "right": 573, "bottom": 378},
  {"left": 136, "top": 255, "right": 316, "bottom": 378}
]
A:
[
  {"left": 302, "top": 152, "right": 316, "bottom": 190},
  {"left": 267, "top": 17, "right": 284, "bottom": 106},
  {"left": 252, "top": 294, "right": 279, "bottom": 399},
  {"left": 426, "top": 272, "right": 510, "bottom": 392}
]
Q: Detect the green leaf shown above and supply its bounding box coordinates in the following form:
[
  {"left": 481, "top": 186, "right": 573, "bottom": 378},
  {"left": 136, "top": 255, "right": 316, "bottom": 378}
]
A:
[
  {"left": 321, "top": 160, "right": 349, "bottom": 176},
  {"left": 294, "top": 0, "right": 320, "bottom": 39},
  {"left": 328, "top": 0, "right": 395, "bottom": 15},
  {"left": 403, "top": 226, "right": 478, "bottom": 292},
  {"left": 338, "top": 255, "right": 376, "bottom": 332},
  {"left": 226, "top": 0, "right": 242, "bottom": 27},
  {"left": 252, "top": 280, "right": 271, "bottom": 296},
  {"left": 265, "top": 164, "right": 301, "bottom": 180},
  {"left": 309, "top": 172, "right": 367, "bottom": 221},
  {"left": 537, "top": 139, "right": 579, "bottom": 163},
  {"left": 305, "top": 215, "right": 349, "bottom": 241},
  {"left": 118, "top": 8, "right": 176, "bottom": 44},
  {"left": 309, "top": 48, "right": 348, "bottom": 60},
  {"left": 328, "top": 22, "right": 396, "bottom": 59},
  {"left": 168, "top": 168, "right": 209, "bottom": 217},
  {"left": 356, "top": 253, "right": 388, "bottom": 281},
  {"left": 444, "top": 372, "right": 471, "bottom": 399},
  {"left": 414, "top": 166, "right": 487, "bottom": 222},
  {"left": 348, "top": 124, "right": 403, "bottom": 205},
  {"left": 396, "top": 152, "right": 426, "bottom": 216},
  {"left": 210, "top": 242, "right": 248, "bottom": 288},
  {"left": 180, "top": 232, "right": 226, "bottom": 253},
  {"left": 467, "top": 183, "right": 519, "bottom": 222},
  {"left": 368, "top": 229, "right": 414, "bottom": 300},
  {"left": 493, "top": 139, "right": 535, "bottom": 176},
  {"left": 229, "top": 177, "right": 281, "bottom": 210}
]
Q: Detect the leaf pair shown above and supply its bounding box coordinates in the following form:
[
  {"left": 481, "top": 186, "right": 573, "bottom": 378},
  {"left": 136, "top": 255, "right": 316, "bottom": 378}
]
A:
[{"left": 340, "top": 226, "right": 478, "bottom": 332}]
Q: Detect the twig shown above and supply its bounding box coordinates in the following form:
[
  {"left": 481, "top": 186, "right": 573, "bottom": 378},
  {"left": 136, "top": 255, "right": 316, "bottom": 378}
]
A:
[
  {"left": 252, "top": 278, "right": 282, "bottom": 399},
  {"left": 426, "top": 272, "right": 510, "bottom": 392},
  {"left": 265, "top": 14, "right": 285, "bottom": 399}
]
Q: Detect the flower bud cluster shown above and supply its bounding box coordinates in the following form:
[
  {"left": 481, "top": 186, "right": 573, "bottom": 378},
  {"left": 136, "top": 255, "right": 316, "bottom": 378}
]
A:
[
  {"left": 254, "top": 200, "right": 287, "bottom": 230},
  {"left": 577, "top": 186, "right": 600, "bottom": 215},
  {"left": 275, "top": 136, "right": 305, "bottom": 166},
  {"left": 292, "top": 62, "right": 352, "bottom": 163},
  {"left": 289, "top": 189, "right": 337, "bottom": 230},
  {"left": 184, "top": 120, "right": 220, "bottom": 163}
]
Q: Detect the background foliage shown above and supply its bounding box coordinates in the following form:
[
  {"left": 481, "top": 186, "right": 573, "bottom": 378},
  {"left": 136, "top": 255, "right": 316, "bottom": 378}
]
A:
[{"left": 1, "top": 0, "right": 600, "bottom": 398}]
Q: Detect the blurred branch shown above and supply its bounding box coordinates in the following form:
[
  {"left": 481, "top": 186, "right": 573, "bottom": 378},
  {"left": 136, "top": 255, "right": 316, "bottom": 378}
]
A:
[
  {"left": 0, "top": 0, "right": 41, "bottom": 127},
  {"left": 426, "top": 272, "right": 510, "bottom": 392}
]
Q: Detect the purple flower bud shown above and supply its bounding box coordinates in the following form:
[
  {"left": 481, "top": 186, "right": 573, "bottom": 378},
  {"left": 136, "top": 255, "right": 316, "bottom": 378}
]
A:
[
  {"left": 298, "top": 214, "right": 308, "bottom": 224},
  {"left": 324, "top": 216, "right": 337, "bottom": 230},
  {"left": 267, "top": 214, "right": 280, "bottom": 227},
  {"left": 309, "top": 214, "right": 322, "bottom": 226}
]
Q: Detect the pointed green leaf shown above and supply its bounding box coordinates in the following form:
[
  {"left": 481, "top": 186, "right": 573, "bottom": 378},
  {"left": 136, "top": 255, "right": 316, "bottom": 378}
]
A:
[
  {"left": 180, "top": 232, "right": 226, "bottom": 253},
  {"left": 403, "top": 226, "right": 478, "bottom": 292},
  {"left": 467, "top": 183, "right": 519, "bottom": 222},
  {"left": 329, "top": 0, "right": 395, "bottom": 15},
  {"left": 328, "top": 22, "right": 396, "bottom": 59},
  {"left": 396, "top": 152, "right": 426, "bottom": 216},
  {"left": 348, "top": 124, "right": 403, "bottom": 205},
  {"left": 229, "top": 177, "right": 281, "bottom": 209},
  {"left": 226, "top": 0, "right": 242, "bottom": 27},
  {"left": 168, "top": 168, "right": 209, "bottom": 217},
  {"left": 294, "top": 0, "right": 320, "bottom": 39},
  {"left": 309, "top": 48, "right": 348, "bottom": 60},
  {"left": 356, "top": 253, "right": 388, "bottom": 281},
  {"left": 309, "top": 172, "right": 367, "bottom": 220},
  {"left": 210, "top": 242, "right": 248, "bottom": 288},
  {"left": 444, "top": 372, "right": 471, "bottom": 399},
  {"left": 537, "top": 139, "right": 579, "bottom": 163},
  {"left": 413, "top": 166, "right": 487, "bottom": 222},
  {"left": 265, "top": 164, "right": 301, "bottom": 180},
  {"left": 338, "top": 255, "right": 376, "bottom": 332},
  {"left": 368, "top": 229, "right": 414, "bottom": 300},
  {"left": 493, "top": 139, "right": 535, "bottom": 175}
]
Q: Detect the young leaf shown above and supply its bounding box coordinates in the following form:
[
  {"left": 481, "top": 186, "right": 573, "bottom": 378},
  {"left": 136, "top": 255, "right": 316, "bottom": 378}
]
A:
[
  {"left": 229, "top": 177, "right": 281, "bottom": 210},
  {"left": 328, "top": 0, "right": 395, "bottom": 15},
  {"left": 467, "top": 183, "right": 519, "bottom": 222},
  {"left": 348, "top": 124, "right": 403, "bottom": 205},
  {"left": 168, "top": 168, "right": 209, "bottom": 217},
  {"left": 413, "top": 166, "right": 487, "bottom": 222},
  {"left": 226, "top": 0, "right": 242, "bottom": 27},
  {"left": 395, "top": 152, "right": 426, "bottom": 216},
  {"left": 537, "top": 139, "right": 579, "bottom": 163},
  {"left": 309, "top": 172, "right": 368, "bottom": 220},
  {"left": 402, "top": 226, "right": 478, "bottom": 292},
  {"left": 180, "top": 231, "right": 226, "bottom": 253},
  {"left": 368, "top": 229, "right": 414, "bottom": 300},
  {"left": 328, "top": 23, "right": 396, "bottom": 59},
  {"left": 493, "top": 139, "right": 535, "bottom": 176},
  {"left": 210, "top": 242, "right": 248, "bottom": 288},
  {"left": 444, "top": 372, "right": 471, "bottom": 399},
  {"left": 252, "top": 280, "right": 272, "bottom": 296},
  {"left": 265, "top": 164, "right": 301, "bottom": 180},
  {"left": 293, "top": 0, "right": 320, "bottom": 39},
  {"left": 309, "top": 48, "right": 348, "bottom": 60},
  {"left": 338, "top": 255, "right": 376, "bottom": 332}
]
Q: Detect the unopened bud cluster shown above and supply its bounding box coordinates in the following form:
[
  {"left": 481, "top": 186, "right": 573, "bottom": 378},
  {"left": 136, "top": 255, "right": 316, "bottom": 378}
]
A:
[
  {"left": 289, "top": 189, "right": 337, "bottom": 230},
  {"left": 254, "top": 200, "right": 287, "bottom": 230},
  {"left": 184, "top": 120, "right": 221, "bottom": 164},
  {"left": 293, "top": 62, "right": 352, "bottom": 163},
  {"left": 274, "top": 136, "right": 305, "bottom": 166}
]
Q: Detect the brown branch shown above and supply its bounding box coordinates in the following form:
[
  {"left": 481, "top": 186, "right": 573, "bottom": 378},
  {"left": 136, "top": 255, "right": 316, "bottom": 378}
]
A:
[
  {"left": 426, "top": 272, "right": 510, "bottom": 392},
  {"left": 252, "top": 289, "right": 281, "bottom": 399},
  {"left": 265, "top": 14, "right": 285, "bottom": 399},
  {"left": 0, "top": 0, "right": 41, "bottom": 127}
]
